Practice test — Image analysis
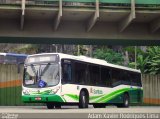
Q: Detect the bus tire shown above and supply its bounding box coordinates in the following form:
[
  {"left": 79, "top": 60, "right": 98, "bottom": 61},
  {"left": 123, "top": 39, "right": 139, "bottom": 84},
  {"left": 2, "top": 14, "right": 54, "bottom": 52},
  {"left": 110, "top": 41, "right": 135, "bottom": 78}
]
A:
[
  {"left": 117, "top": 93, "right": 129, "bottom": 108},
  {"left": 79, "top": 91, "right": 88, "bottom": 108},
  {"left": 55, "top": 104, "right": 61, "bottom": 109},
  {"left": 46, "top": 103, "right": 54, "bottom": 109}
]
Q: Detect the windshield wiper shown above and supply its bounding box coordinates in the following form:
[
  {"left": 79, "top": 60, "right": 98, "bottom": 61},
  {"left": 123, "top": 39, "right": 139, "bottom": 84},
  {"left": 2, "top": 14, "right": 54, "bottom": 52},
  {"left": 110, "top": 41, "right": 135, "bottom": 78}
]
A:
[
  {"left": 40, "top": 63, "right": 51, "bottom": 76},
  {"left": 31, "top": 64, "right": 37, "bottom": 76}
]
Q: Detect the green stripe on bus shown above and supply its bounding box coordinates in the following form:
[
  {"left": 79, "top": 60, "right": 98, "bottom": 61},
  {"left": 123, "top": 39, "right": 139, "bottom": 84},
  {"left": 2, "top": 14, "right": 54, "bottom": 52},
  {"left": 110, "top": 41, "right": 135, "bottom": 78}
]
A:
[
  {"left": 22, "top": 88, "right": 142, "bottom": 103},
  {"left": 89, "top": 95, "right": 105, "bottom": 100},
  {"left": 64, "top": 88, "right": 142, "bottom": 103},
  {"left": 64, "top": 94, "right": 105, "bottom": 101},
  {"left": 95, "top": 88, "right": 130, "bottom": 103},
  {"left": 95, "top": 88, "right": 142, "bottom": 103},
  {"left": 30, "top": 90, "right": 52, "bottom": 95},
  {"left": 64, "top": 94, "right": 79, "bottom": 101}
]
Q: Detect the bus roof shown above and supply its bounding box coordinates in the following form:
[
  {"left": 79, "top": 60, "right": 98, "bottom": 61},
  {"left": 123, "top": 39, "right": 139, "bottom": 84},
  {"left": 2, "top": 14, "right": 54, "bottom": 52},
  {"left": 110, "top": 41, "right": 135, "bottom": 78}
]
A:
[
  {"left": 0, "top": 53, "right": 27, "bottom": 57},
  {"left": 28, "top": 53, "right": 141, "bottom": 73}
]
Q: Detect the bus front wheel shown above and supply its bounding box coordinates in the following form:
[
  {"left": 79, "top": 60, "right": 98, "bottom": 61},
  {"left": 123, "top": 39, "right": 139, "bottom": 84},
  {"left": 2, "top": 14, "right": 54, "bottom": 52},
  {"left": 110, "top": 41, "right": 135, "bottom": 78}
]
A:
[
  {"left": 46, "top": 103, "right": 54, "bottom": 109},
  {"left": 79, "top": 91, "right": 88, "bottom": 108}
]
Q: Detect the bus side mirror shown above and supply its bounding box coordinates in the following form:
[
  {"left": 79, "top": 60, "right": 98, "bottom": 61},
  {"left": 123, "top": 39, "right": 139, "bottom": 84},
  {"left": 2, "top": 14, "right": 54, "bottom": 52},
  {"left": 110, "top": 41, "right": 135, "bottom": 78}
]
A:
[{"left": 17, "top": 62, "right": 24, "bottom": 74}]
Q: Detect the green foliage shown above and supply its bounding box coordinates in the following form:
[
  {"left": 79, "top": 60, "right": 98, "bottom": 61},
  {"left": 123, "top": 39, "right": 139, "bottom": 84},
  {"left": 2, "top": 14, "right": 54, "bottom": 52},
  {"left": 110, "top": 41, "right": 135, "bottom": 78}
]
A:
[
  {"left": 129, "top": 54, "right": 148, "bottom": 73},
  {"left": 74, "top": 45, "right": 88, "bottom": 56},
  {"left": 124, "top": 46, "right": 144, "bottom": 62},
  {"left": 13, "top": 44, "right": 39, "bottom": 54},
  {"left": 93, "top": 47, "right": 124, "bottom": 65},
  {"left": 130, "top": 46, "right": 160, "bottom": 74},
  {"left": 144, "top": 46, "right": 160, "bottom": 74}
]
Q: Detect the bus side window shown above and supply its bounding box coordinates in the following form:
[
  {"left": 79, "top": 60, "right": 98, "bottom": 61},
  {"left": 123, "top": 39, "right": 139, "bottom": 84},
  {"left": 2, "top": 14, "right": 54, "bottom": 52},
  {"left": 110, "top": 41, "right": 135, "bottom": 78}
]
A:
[
  {"left": 112, "top": 69, "right": 121, "bottom": 87},
  {"left": 89, "top": 65, "right": 99, "bottom": 86},
  {"left": 100, "top": 67, "right": 112, "bottom": 87},
  {"left": 121, "top": 71, "right": 131, "bottom": 85},
  {"left": 137, "top": 74, "right": 142, "bottom": 87},
  {"left": 131, "top": 72, "right": 141, "bottom": 87},
  {"left": 62, "top": 60, "right": 72, "bottom": 84},
  {"left": 74, "top": 62, "right": 87, "bottom": 85}
]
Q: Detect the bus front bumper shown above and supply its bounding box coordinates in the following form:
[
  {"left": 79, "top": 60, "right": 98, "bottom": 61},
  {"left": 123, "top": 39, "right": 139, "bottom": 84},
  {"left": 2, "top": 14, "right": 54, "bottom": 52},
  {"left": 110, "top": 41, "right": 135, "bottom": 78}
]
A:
[{"left": 22, "top": 95, "right": 64, "bottom": 103}]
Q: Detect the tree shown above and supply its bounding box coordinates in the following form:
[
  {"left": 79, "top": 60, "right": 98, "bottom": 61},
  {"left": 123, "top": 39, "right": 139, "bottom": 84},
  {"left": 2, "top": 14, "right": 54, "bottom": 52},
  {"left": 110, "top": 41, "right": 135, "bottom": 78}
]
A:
[
  {"left": 93, "top": 47, "right": 124, "bottom": 65},
  {"left": 144, "top": 46, "right": 160, "bottom": 74},
  {"left": 130, "top": 46, "right": 160, "bottom": 74},
  {"left": 13, "top": 44, "right": 40, "bottom": 54}
]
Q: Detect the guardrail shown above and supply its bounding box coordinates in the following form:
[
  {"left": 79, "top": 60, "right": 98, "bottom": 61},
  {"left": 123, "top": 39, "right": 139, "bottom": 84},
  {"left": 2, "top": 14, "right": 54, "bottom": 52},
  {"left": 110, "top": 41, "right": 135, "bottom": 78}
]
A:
[{"left": 0, "top": 0, "right": 160, "bottom": 8}]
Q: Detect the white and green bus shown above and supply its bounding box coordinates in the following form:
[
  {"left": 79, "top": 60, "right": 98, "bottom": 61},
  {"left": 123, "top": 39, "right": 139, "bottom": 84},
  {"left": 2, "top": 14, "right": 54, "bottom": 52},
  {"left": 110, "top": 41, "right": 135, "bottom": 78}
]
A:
[{"left": 22, "top": 53, "right": 143, "bottom": 109}]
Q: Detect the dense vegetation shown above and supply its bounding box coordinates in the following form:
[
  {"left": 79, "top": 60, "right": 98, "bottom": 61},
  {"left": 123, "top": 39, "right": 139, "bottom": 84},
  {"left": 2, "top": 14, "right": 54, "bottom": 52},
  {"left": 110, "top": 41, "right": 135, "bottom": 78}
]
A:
[
  {"left": 93, "top": 47, "right": 124, "bottom": 65},
  {"left": 0, "top": 44, "right": 160, "bottom": 74},
  {"left": 93, "top": 46, "right": 160, "bottom": 75}
]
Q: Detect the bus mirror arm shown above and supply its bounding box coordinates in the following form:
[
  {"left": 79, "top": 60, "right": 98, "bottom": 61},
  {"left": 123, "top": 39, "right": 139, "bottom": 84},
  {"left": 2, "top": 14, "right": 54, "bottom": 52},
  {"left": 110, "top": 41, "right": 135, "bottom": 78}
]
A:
[{"left": 17, "top": 62, "right": 24, "bottom": 74}]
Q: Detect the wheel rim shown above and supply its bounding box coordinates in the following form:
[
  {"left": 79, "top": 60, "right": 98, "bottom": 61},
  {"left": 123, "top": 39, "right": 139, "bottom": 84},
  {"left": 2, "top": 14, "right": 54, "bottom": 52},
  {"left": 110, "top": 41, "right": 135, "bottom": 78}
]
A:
[
  {"left": 125, "top": 96, "right": 129, "bottom": 106},
  {"left": 125, "top": 99, "right": 128, "bottom": 106},
  {"left": 83, "top": 95, "right": 86, "bottom": 105}
]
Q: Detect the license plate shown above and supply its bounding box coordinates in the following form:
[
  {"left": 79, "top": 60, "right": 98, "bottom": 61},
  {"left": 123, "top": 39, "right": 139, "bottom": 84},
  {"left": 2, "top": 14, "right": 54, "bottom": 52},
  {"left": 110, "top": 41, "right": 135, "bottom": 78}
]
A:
[{"left": 35, "top": 97, "right": 41, "bottom": 101}]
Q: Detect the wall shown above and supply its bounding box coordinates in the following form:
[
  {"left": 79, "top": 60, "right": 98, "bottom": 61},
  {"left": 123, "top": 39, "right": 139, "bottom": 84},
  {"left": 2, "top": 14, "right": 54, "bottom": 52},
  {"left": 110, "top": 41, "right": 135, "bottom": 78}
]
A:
[
  {"left": 0, "top": 64, "right": 23, "bottom": 106},
  {"left": 142, "top": 74, "right": 160, "bottom": 105},
  {"left": 0, "top": 64, "right": 43, "bottom": 106}
]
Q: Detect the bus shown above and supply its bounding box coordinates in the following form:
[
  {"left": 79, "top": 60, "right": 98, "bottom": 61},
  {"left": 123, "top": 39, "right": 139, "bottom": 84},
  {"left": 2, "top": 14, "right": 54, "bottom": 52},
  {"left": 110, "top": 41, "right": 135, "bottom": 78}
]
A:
[
  {"left": 22, "top": 53, "right": 143, "bottom": 109},
  {"left": 0, "top": 53, "right": 27, "bottom": 64}
]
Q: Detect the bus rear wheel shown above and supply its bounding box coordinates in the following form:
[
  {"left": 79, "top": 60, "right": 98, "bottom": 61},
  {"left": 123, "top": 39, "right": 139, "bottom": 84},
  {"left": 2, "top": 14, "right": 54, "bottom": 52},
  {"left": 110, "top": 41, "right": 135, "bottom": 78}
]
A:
[
  {"left": 55, "top": 104, "right": 61, "bottom": 109},
  {"left": 117, "top": 93, "right": 129, "bottom": 108},
  {"left": 46, "top": 103, "right": 54, "bottom": 109},
  {"left": 79, "top": 91, "right": 88, "bottom": 108}
]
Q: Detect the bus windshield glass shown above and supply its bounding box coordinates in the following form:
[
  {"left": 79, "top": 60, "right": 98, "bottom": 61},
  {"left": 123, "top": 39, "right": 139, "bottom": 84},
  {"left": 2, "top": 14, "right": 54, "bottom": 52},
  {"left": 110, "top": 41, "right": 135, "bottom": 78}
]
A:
[{"left": 24, "top": 63, "right": 59, "bottom": 88}]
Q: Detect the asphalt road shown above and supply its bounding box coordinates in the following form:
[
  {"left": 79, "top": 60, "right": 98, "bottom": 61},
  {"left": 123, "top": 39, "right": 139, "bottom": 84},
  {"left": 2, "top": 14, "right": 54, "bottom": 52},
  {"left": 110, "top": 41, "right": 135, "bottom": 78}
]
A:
[
  {"left": 0, "top": 106, "right": 160, "bottom": 119},
  {"left": 0, "top": 106, "right": 160, "bottom": 113}
]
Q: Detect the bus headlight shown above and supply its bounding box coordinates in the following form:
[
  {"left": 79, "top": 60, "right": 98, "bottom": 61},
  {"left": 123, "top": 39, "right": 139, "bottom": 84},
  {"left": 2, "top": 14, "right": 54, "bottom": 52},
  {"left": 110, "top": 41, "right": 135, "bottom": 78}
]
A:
[{"left": 50, "top": 86, "right": 60, "bottom": 94}]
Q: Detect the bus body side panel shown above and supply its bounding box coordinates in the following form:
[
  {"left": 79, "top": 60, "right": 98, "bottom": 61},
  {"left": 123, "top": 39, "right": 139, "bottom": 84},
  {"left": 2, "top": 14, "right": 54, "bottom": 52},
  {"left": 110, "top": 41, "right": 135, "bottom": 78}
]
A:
[
  {"left": 22, "top": 85, "right": 143, "bottom": 104},
  {"left": 87, "top": 85, "right": 142, "bottom": 104},
  {"left": 61, "top": 84, "right": 80, "bottom": 103},
  {"left": 128, "top": 86, "right": 143, "bottom": 103},
  {"left": 60, "top": 84, "right": 143, "bottom": 104},
  {"left": 89, "top": 85, "right": 128, "bottom": 104}
]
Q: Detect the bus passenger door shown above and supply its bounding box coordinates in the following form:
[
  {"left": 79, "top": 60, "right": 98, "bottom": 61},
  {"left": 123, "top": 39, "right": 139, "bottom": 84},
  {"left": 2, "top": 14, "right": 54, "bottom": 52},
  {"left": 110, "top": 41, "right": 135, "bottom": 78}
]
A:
[
  {"left": 61, "top": 60, "right": 72, "bottom": 84},
  {"left": 61, "top": 59, "right": 75, "bottom": 102}
]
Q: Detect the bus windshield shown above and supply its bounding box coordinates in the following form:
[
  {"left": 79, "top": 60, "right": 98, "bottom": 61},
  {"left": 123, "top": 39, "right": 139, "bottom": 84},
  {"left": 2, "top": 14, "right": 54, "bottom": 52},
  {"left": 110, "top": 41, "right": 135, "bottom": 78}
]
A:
[{"left": 24, "top": 63, "right": 59, "bottom": 88}]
